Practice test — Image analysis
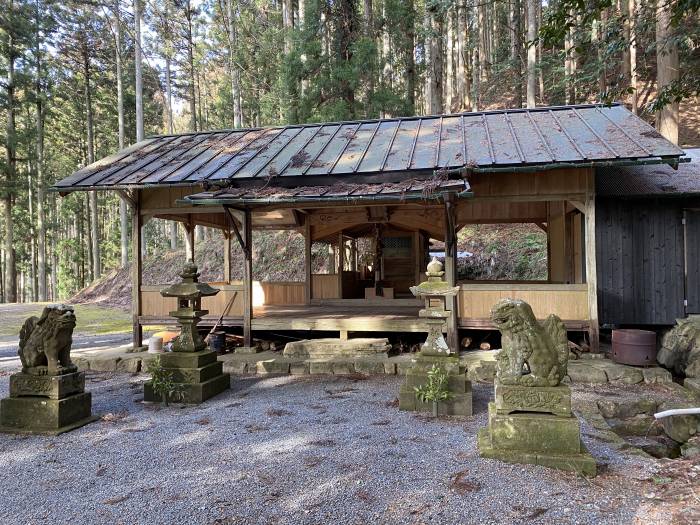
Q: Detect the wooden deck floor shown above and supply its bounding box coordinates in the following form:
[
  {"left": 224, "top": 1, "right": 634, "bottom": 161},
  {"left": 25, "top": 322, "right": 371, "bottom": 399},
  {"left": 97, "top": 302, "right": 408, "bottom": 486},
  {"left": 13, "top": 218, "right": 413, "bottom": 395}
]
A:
[{"left": 140, "top": 304, "right": 588, "bottom": 333}]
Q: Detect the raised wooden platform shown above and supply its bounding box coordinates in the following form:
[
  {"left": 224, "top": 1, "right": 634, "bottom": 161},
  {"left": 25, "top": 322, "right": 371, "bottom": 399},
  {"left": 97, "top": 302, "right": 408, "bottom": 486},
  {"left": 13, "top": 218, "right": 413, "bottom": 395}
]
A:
[{"left": 139, "top": 304, "right": 589, "bottom": 333}]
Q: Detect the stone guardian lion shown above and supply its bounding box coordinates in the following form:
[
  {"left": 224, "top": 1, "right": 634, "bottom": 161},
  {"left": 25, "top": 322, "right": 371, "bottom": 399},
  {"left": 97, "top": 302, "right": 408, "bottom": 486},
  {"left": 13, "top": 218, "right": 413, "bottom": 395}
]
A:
[
  {"left": 18, "top": 304, "right": 77, "bottom": 375},
  {"left": 491, "top": 299, "right": 568, "bottom": 387}
]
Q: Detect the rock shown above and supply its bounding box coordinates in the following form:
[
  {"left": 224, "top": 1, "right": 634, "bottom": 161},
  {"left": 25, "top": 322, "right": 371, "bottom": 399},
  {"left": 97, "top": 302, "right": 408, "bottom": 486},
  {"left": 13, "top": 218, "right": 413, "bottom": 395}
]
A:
[
  {"left": 589, "top": 361, "right": 643, "bottom": 384},
  {"left": 222, "top": 360, "right": 249, "bottom": 375},
  {"left": 657, "top": 317, "right": 700, "bottom": 377},
  {"left": 606, "top": 415, "right": 662, "bottom": 437},
  {"left": 283, "top": 338, "right": 390, "bottom": 359},
  {"left": 597, "top": 398, "right": 658, "bottom": 419},
  {"left": 566, "top": 361, "right": 608, "bottom": 384},
  {"left": 89, "top": 357, "right": 119, "bottom": 372},
  {"left": 467, "top": 361, "right": 497, "bottom": 383},
  {"left": 681, "top": 435, "right": 700, "bottom": 458},
  {"left": 256, "top": 359, "right": 290, "bottom": 375},
  {"left": 116, "top": 357, "right": 141, "bottom": 374},
  {"left": 289, "top": 362, "right": 309, "bottom": 375},
  {"left": 628, "top": 436, "right": 681, "bottom": 459},
  {"left": 309, "top": 360, "right": 333, "bottom": 375},
  {"left": 684, "top": 377, "right": 700, "bottom": 398},
  {"left": 383, "top": 361, "right": 397, "bottom": 375},
  {"left": 332, "top": 361, "right": 355, "bottom": 375},
  {"left": 354, "top": 359, "right": 386, "bottom": 375},
  {"left": 661, "top": 415, "right": 699, "bottom": 443},
  {"left": 643, "top": 367, "right": 673, "bottom": 384}
]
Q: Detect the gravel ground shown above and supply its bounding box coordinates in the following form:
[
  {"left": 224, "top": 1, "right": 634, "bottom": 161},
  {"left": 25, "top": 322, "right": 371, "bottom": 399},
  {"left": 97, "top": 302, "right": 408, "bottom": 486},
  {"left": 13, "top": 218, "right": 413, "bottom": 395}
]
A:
[{"left": 0, "top": 362, "right": 668, "bottom": 525}]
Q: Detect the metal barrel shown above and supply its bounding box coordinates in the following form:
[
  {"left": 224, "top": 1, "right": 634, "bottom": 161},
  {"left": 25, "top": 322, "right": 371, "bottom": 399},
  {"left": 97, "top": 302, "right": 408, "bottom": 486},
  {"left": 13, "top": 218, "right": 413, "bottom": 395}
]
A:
[{"left": 611, "top": 329, "right": 657, "bottom": 366}]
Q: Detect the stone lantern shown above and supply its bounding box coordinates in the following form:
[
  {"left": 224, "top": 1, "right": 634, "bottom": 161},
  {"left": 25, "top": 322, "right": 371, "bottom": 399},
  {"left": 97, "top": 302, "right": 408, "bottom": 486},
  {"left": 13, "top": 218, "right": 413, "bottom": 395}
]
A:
[
  {"left": 160, "top": 261, "right": 219, "bottom": 353},
  {"left": 144, "top": 262, "right": 230, "bottom": 404},
  {"left": 399, "top": 257, "right": 472, "bottom": 416},
  {"left": 409, "top": 257, "right": 460, "bottom": 356}
]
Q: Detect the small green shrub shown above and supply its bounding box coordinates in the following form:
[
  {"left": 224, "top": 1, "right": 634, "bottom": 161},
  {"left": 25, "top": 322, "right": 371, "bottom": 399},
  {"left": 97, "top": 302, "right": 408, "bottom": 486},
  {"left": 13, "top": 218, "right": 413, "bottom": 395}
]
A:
[
  {"left": 147, "top": 356, "right": 184, "bottom": 406},
  {"left": 414, "top": 364, "right": 452, "bottom": 405}
]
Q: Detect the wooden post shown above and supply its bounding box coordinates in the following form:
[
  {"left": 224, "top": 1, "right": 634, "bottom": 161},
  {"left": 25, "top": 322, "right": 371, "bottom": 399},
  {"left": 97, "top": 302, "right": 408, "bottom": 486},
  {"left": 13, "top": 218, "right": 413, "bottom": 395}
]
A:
[
  {"left": 131, "top": 190, "right": 143, "bottom": 350},
  {"left": 444, "top": 193, "right": 459, "bottom": 352},
  {"left": 184, "top": 215, "right": 195, "bottom": 262},
  {"left": 304, "top": 218, "right": 312, "bottom": 304},
  {"left": 585, "top": 183, "right": 600, "bottom": 352},
  {"left": 547, "top": 201, "right": 567, "bottom": 283},
  {"left": 337, "top": 231, "right": 344, "bottom": 298},
  {"left": 243, "top": 208, "right": 253, "bottom": 347},
  {"left": 223, "top": 232, "right": 231, "bottom": 283}
]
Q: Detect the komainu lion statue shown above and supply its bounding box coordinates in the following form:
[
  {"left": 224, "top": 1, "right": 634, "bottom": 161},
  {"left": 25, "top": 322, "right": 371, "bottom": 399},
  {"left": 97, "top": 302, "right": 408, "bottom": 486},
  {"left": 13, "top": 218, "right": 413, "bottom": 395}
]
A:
[
  {"left": 491, "top": 299, "right": 569, "bottom": 387},
  {"left": 18, "top": 304, "right": 77, "bottom": 375}
]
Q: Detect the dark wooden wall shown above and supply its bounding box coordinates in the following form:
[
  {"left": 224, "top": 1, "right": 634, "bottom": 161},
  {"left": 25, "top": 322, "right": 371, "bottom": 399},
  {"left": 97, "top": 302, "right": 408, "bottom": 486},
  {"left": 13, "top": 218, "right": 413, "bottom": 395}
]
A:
[{"left": 596, "top": 197, "right": 686, "bottom": 326}]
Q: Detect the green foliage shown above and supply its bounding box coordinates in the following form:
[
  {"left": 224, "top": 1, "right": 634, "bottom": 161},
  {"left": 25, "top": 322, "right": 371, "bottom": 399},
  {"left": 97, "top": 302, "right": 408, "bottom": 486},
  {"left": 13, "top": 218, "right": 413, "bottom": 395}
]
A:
[
  {"left": 414, "top": 364, "right": 452, "bottom": 404},
  {"left": 147, "top": 356, "right": 184, "bottom": 407}
]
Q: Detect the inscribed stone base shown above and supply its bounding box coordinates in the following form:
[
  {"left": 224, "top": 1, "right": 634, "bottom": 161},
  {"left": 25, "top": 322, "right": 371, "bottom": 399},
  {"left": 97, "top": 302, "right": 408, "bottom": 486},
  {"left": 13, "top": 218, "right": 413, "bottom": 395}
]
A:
[
  {"left": 144, "top": 350, "right": 229, "bottom": 404},
  {"left": 0, "top": 393, "right": 97, "bottom": 435},
  {"left": 398, "top": 354, "right": 472, "bottom": 416},
  {"left": 9, "top": 371, "right": 85, "bottom": 400},
  {"left": 478, "top": 402, "right": 596, "bottom": 476},
  {"left": 494, "top": 382, "right": 572, "bottom": 417}
]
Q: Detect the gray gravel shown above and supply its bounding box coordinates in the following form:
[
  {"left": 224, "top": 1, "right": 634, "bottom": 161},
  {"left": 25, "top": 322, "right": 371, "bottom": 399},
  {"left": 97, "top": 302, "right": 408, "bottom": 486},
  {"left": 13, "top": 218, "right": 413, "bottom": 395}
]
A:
[{"left": 0, "top": 364, "right": 665, "bottom": 525}]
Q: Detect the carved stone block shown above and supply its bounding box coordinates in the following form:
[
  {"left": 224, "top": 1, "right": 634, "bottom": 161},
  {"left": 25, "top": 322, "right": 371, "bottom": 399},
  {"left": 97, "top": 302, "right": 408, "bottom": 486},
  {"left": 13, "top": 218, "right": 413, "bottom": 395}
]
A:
[
  {"left": 494, "top": 382, "right": 572, "bottom": 417},
  {"left": 9, "top": 371, "right": 85, "bottom": 400}
]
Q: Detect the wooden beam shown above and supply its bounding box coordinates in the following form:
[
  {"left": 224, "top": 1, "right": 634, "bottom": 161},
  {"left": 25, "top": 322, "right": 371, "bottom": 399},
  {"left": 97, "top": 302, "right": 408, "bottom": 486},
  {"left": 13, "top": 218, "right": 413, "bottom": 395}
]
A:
[
  {"left": 444, "top": 193, "right": 459, "bottom": 352},
  {"left": 131, "top": 190, "right": 143, "bottom": 350},
  {"left": 304, "top": 218, "right": 312, "bottom": 304},
  {"left": 116, "top": 189, "right": 136, "bottom": 209},
  {"left": 547, "top": 201, "right": 567, "bottom": 283},
  {"left": 585, "top": 194, "right": 600, "bottom": 352},
  {"left": 243, "top": 208, "right": 253, "bottom": 347},
  {"left": 337, "top": 231, "right": 344, "bottom": 298}
]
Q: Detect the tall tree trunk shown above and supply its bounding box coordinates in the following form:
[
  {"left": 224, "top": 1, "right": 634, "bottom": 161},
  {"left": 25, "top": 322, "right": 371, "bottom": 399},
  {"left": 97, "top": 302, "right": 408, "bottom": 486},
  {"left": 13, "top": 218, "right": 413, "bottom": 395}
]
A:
[
  {"left": 478, "top": 4, "right": 488, "bottom": 81},
  {"left": 526, "top": 0, "right": 537, "bottom": 107},
  {"left": 35, "top": 0, "right": 47, "bottom": 301},
  {"left": 381, "top": 0, "right": 392, "bottom": 117},
  {"left": 83, "top": 45, "right": 100, "bottom": 280},
  {"left": 537, "top": 0, "right": 544, "bottom": 103},
  {"left": 134, "top": 0, "right": 144, "bottom": 141},
  {"left": 115, "top": 0, "right": 129, "bottom": 268},
  {"left": 364, "top": 0, "right": 373, "bottom": 114},
  {"left": 226, "top": 0, "right": 242, "bottom": 127},
  {"left": 170, "top": 222, "right": 178, "bottom": 250},
  {"left": 655, "top": 0, "right": 679, "bottom": 144},
  {"left": 403, "top": 0, "right": 416, "bottom": 114},
  {"left": 456, "top": 3, "right": 470, "bottom": 110},
  {"left": 445, "top": 6, "right": 455, "bottom": 113},
  {"left": 186, "top": 2, "right": 197, "bottom": 131},
  {"left": 620, "top": 0, "right": 631, "bottom": 83},
  {"left": 4, "top": 13, "right": 17, "bottom": 303},
  {"left": 511, "top": 0, "right": 523, "bottom": 107},
  {"left": 629, "top": 0, "right": 638, "bottom": 114},
  {"left": 425, "top": 5, "right": 442, "bottom": 114}
]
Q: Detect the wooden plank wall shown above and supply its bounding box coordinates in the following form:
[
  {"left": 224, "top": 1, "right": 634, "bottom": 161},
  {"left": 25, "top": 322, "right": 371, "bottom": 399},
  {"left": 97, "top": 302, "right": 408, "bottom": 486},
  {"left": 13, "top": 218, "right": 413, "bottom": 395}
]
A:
[
  {"left": 311, "top": 274, "right": 341, "bottom": 299},
  {"left": 458, "top": 284, "right": 589, "bottom": 320},
  {"left": 596, "top": 197, "right": 685, "bottom": 325}
]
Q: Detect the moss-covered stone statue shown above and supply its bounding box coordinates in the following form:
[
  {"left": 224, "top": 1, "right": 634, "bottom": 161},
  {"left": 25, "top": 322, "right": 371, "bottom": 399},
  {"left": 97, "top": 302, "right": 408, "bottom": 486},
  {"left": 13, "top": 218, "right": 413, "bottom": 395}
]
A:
[
  {"left": 478, "top": 299, "right": 596, "bottom": 476},
  {"left": 0, "top": 305, "right": 97, "bottom": 435},
  {"left": 143, "top": 262, "right": 230, "bottom": 404},
  {"left": 398, "top": 257, "right": 472, "bottom": 416}
]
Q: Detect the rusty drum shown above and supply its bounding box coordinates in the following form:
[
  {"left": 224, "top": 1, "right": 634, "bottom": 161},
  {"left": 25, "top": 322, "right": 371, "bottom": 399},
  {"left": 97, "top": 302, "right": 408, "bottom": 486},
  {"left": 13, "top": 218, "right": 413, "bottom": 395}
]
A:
[{"left": 611, "top": 329, "right": 657, "bottom": 366}]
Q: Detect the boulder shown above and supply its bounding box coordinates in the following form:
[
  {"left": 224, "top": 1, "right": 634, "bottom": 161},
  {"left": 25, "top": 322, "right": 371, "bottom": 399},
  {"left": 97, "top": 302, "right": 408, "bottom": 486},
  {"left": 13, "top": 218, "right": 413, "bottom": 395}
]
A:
[
  {"left": 684, "top": 377, "right": 700, "bottom": 398},
  {"left": 606, "top": 414, "right": 662, "bottom": 436},
  {"left": 566, "top": 361, "right": 608, "bottom": 384},
  {"left": 657, "top": 317, "right": 700, "bottom": 377},
  {"left": 658, "top": 402, "right": 700, "bottom": 443},
  {"left": 589, "top": 361, "right": 643, "bottom": 384},
  {"left": 643, "top": 367, "right": 673, "bottom": 384},
  {"left": 597, "top": 397, "right": 657, "bottom": 419},
  {"left": 681, "top": 435, "right": 700, "bottom": 458}
]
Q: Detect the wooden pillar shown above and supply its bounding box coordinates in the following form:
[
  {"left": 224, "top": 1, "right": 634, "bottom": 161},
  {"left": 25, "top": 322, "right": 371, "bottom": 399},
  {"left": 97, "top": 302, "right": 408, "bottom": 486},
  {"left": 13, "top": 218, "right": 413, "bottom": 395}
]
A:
[
  {"left": 585, "top": 193, "right": 600, "bottom": 352},
  {"left": 444, "top": 193, "right": 459, "bottom": 352},
  {"left": 184, "top": 215, "right": 195, "bottom": 262},
  {"left": 223, "top": 232, "right": 231, "bottom": 283},
  {"left": 131, "top": 191, "right": 143, "bottom": 350},
  {"left": 547, "top": 201, "right": 567, "bottom": 283},
  {"left": 337, "top": 231, "right": 344, "bottom": 298},
  {"left": 243, "top": 209, "right": 253, "bottom": 347},
  {"left": 304, "top": 218, "right": 312, "bottom": 304}
]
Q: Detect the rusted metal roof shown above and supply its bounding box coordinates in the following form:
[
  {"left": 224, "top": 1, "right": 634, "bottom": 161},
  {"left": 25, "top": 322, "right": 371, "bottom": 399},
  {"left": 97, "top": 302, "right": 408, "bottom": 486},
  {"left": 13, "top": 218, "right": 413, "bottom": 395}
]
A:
[
  {"left": 53, "top": 103, "right": 685, "bottom": 191},
  {"left": 183, "top": 178, "right": 470, "bottom": 206},
  {"left": 597, "top": 149, "right": 700, "bottom": 197}
]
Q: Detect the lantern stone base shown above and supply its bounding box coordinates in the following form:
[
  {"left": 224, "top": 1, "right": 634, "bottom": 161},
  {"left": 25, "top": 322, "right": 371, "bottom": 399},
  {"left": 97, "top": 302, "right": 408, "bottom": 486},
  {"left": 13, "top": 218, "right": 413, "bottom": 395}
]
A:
[
  {"left": 0, "top": 373, "right": 97, "bottom": 436},
  {"left": 144, "top": 350, "right": 230, "bottom": 404},
  {"left": 398, "top": 354, "right": 472, "bottom": 416},
  {"left": 478, "top": 386, "right": 596, "bottom": 476}
]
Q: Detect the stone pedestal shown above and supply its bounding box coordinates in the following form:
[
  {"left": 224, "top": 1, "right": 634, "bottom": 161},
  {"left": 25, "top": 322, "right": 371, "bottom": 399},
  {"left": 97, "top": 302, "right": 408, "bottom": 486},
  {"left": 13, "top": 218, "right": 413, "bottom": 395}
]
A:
[
  {"left": 478, "top": 381, "right": 596, "bottom": 476},
  {"left": 143, "top": 350, "right": 230, "bottom": 404},
  {"left": 399, "top": 354, "right": 472, "bottom": 416},
  {"left": 0, "top": 371, "right": 97, "bottom": 435}
]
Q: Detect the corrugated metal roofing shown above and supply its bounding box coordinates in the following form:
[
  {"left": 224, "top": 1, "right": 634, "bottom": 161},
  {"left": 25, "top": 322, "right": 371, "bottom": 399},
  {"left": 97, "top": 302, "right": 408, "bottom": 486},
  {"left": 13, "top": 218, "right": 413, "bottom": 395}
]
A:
[
  {"left": 597, "top": 148, "right": 700, "bottom": 197},
  {"left": 54, "top": 103, "right": 685, "bottom": 191},
  {"left": 184, "top": 178, "right": 469, "bottom": 205}
]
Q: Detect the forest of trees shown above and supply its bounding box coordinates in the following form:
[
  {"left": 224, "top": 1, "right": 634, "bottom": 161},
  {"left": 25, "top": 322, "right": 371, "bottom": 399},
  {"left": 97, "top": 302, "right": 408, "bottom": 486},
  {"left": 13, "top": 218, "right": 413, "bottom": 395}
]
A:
[{"left": 0, "top": 0, "right": 698, "bottom": 304}]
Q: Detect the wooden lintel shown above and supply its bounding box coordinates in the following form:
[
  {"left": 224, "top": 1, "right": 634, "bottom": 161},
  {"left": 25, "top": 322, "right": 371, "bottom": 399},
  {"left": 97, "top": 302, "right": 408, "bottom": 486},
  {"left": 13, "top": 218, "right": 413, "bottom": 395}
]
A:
[
  {"left": 570, "top": 200, "right": 586, "bottom": 213},
  {"left": 117, "top": 189, "right": 136, "bottom": 209}
]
